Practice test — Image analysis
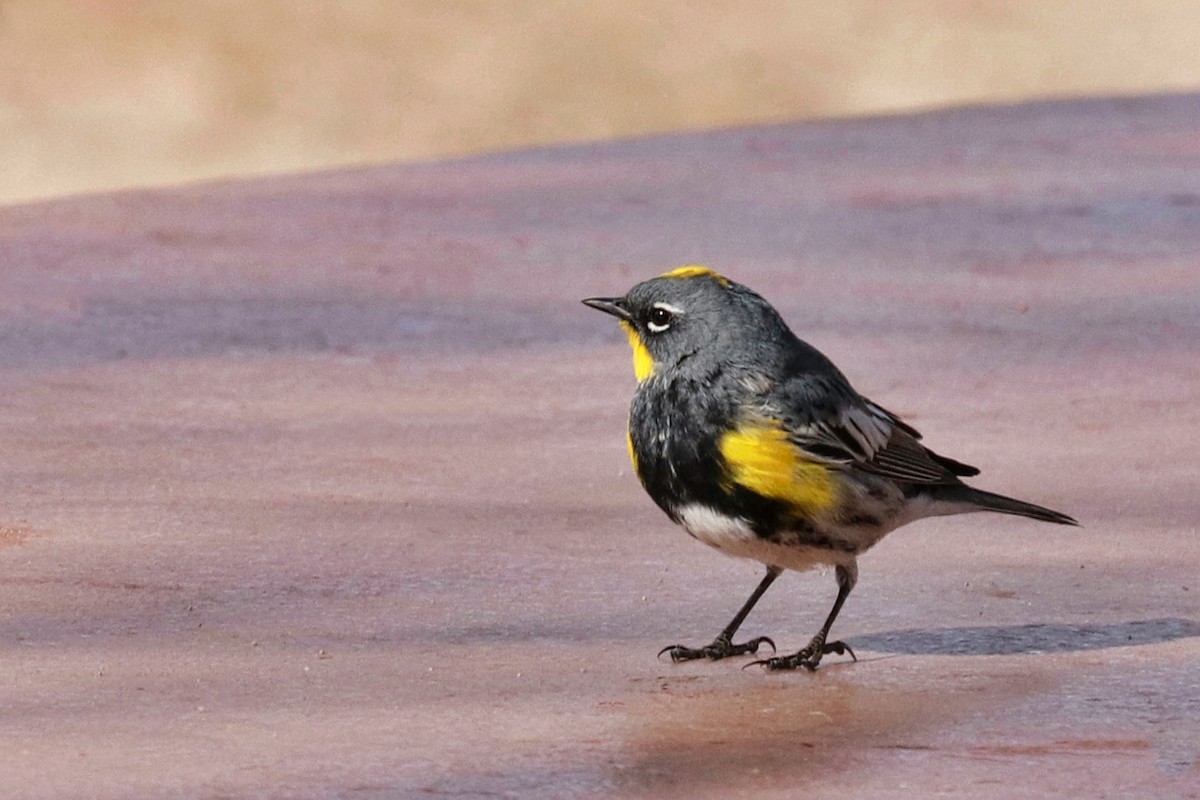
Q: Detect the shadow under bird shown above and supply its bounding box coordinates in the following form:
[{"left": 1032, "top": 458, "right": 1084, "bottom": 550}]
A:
[{"left": 584, "top": 266, "right": 1078, "bottom": 671}]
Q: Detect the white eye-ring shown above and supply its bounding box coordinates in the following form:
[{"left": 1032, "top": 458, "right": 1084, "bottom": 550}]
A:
[{"left": 647, "top": 301, "right": 683, "bottom": 333}]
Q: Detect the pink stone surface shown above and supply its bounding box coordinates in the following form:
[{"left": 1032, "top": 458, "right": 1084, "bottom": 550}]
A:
[{"left": 1, "top": 95, "right": 1198, "bottom": 798}]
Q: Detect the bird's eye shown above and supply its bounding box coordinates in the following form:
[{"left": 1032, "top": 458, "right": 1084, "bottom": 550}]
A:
[{"left": 646, "top": 305, "right": 675, "bottom": 333}]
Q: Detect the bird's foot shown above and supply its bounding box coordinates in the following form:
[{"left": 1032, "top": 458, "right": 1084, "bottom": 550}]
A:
[
  {"left": 658, "top": 633, "right": 775, "bottom": 663},
  {"left": 748, "top": 636, "right": 856, "bottom": 672}
]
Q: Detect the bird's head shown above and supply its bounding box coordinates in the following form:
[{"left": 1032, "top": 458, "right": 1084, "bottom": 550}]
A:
[{"left": 583, "top": 265, "right": 785, "bottom": 382}]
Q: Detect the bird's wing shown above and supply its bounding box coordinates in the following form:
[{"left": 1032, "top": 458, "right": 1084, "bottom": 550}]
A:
[
  {"left": 773, "top": 375, "right": 974, "bottom": 484},
  {"left": 860, "top": 396, "right": 980, "bottom": 478}
]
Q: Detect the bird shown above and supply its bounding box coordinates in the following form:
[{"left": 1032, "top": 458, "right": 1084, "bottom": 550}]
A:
[{"left": 583, "top": 265, "right": 1078, "bottom": 671}]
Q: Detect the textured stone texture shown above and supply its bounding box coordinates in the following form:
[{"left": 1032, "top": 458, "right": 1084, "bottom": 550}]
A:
[{"left": 1, "top": 94, "right": 1198, "bottom": 798}]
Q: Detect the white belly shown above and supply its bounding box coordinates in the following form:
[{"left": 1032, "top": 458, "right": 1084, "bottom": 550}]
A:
[{"left": 676, "top": 503, "right": 853, "bottom": 572}]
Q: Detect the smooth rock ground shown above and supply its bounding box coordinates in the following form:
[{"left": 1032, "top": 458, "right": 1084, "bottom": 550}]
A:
[{"left": 1, "top": 94, "right": 1198, "bottom": 798}]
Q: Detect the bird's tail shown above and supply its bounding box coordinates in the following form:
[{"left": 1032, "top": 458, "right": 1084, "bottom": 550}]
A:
[{"left": 933, "top": 485, "right": 1079, "bottom": 526}]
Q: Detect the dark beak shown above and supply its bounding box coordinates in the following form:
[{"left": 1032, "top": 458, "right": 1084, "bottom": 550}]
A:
[{"left": 581, "top": 296, "right": 633, "bottom": 322}]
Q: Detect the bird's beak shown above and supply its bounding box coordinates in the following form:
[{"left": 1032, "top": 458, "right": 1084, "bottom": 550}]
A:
[{"left": 582, "top": 296, "right": 633, "bottom": 322}]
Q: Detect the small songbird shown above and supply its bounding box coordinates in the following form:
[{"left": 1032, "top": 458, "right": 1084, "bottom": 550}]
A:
[{"left": 583, "top": 266, "right": 1077, "bottom": 671}]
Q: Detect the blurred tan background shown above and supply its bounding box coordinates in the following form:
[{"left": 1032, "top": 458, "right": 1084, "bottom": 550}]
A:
[{"left": 2, "top": 0, "right": 1199, "bottom": 205}]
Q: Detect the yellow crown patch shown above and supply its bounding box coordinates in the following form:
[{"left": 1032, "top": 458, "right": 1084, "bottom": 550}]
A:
[{"left": 660, "top": 265, "right": 731, "bottom": 286}]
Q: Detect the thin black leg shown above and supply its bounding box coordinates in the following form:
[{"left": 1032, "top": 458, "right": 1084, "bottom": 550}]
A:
[
  {"left": 750, "top": 563, "right": 859, "bottom": 671},
  {"left": 659, "top": 565, "right": 782, "bottom": 662}
]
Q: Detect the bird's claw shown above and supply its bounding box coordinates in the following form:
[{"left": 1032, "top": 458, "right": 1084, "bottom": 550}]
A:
[
  {"left": 746, "top": 639, "right": 856, "bottom": 672},
  {"left": 658, "top": 635, "right": 776, "bottom": 662}
]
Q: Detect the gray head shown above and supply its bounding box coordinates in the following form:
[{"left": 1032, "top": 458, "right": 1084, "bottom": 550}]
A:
[{"left": 582, "top": 265, "right": 795, "bottom": 381}]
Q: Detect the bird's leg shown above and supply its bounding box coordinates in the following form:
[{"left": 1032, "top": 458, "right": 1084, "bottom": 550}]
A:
[
  {"left": 659, "top": 566, "right": 781, "bottom": 662},
  {"left": 751, "top": 563, "right": 858, "bottom": 672}
]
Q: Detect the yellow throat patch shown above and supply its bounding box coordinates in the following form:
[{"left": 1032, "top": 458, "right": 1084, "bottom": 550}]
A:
[
  {"left": 718, "top": 419, "right": 838, "bottom": 517},
  {"left": 660, "top": 265, "right": 731, "bottom": 286},
  {"left": 620, "top": 320, "right": 655, "bottom": 382}
]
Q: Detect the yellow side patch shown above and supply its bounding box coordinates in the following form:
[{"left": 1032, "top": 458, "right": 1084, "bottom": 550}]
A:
[
  {"left": 620, "top": 320, "right": 655, "bottom": 382},
  {"left": 660, "top": 265, "right": 730, "bottom": 286},
  {"left": 626, "top": 429, "right": 640, "bottom": 475},
  {"left": 718, "top": 420, "right": 839, "bottom": 517}
]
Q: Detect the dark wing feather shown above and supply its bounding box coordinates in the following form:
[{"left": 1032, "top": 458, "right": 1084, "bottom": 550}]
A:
[
  {"left": 773, "top": 376, "right": 976, "bottom": 485},
  {"left": 856, "top": 428, "right": 959, "bottom": 483},
  {"left": 862, "top": 397, "right": 923, "bottom": 439},
  {"left": 862, "top": 397, "right": 980, "bottom": 477},
  {"left": 925, "top": 448, "right": 981, "bottom": 477}
]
